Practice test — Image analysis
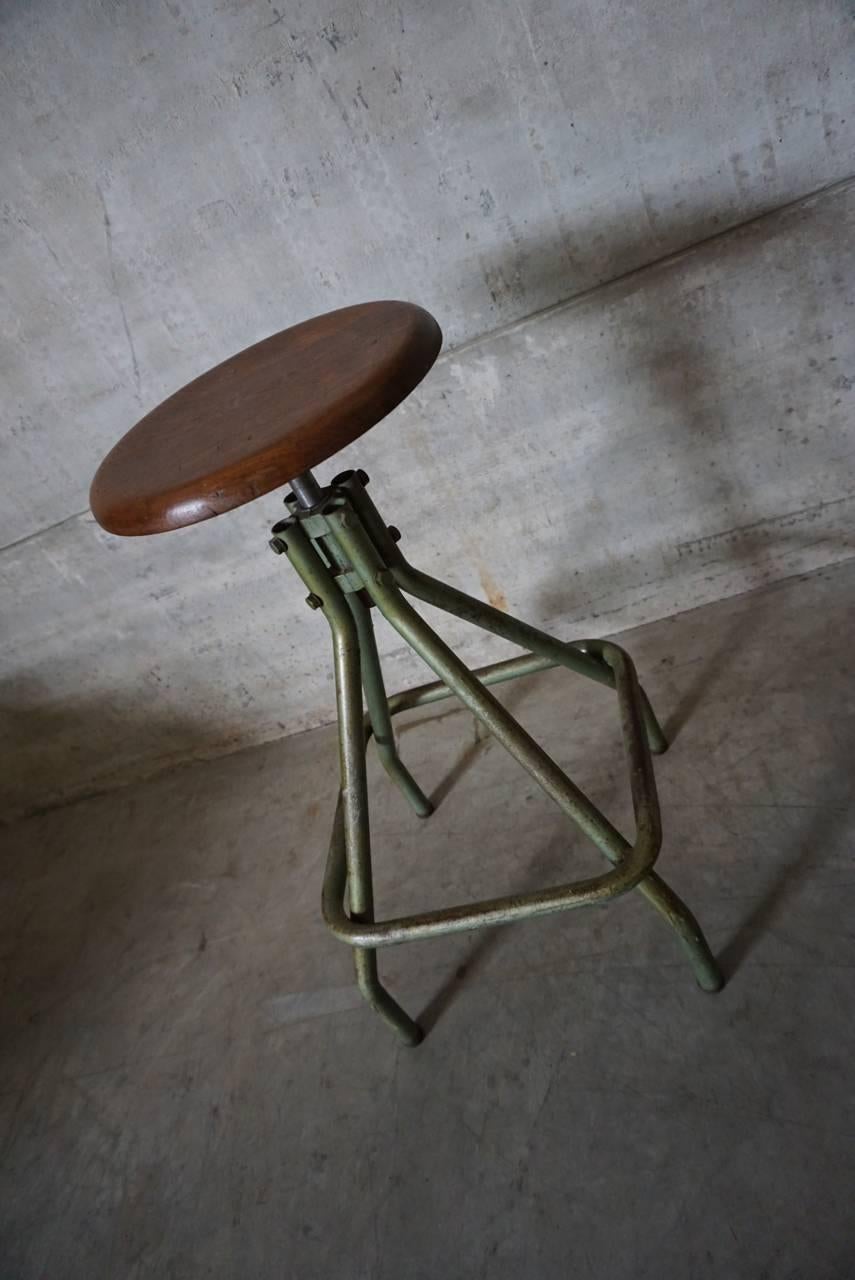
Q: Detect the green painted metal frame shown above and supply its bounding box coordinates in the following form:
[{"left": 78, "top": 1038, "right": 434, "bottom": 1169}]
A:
[{"left": 270, "top": 471, "right": 723, "bottom": 1044}]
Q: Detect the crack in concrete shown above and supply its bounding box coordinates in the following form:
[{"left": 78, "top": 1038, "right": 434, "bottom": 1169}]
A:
[{"left": 97, "top": 183, "right": 142, "bottom": 404}]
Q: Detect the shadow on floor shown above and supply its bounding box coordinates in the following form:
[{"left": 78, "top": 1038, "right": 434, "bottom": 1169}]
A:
[{"left": 0, "top": 677, "right": 264, "bottom": 827}]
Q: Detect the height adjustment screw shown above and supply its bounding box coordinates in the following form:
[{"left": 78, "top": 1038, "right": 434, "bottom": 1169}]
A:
[
  {"left": 269, "top": 536, "right": 287, "bottom": 554},
  {"left": 388, "top": 526, "right": 402, "bottom": 543},
  {"left": 305, "top": 593, "right": 323, "bottom": 610}
]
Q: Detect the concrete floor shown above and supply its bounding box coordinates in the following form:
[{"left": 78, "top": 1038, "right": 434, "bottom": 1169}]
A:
[{"left": 2, "top": 560, "right": 854, "bottom": 1279}]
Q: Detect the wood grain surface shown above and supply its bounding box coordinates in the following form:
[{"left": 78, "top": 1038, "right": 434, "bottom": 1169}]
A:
[{"left": 89, "top": 301, "right": 442, "bottom": 535}]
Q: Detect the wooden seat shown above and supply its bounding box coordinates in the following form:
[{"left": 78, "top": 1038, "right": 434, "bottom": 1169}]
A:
[{"left": 89, "top": 301, "right": 442, "bottom": 535}]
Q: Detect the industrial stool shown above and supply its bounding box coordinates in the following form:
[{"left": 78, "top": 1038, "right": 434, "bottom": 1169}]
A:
[{"left": 91, "top": 300, "right": 723, "bottom": 1045}]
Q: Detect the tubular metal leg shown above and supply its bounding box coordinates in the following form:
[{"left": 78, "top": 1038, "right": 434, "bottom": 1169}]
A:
[
  {"left": 331, "top": 513, "right": 643, "bottom": 866},
  {"left": 346, "top": 594, "right": 433, "bottom": 819},
  {"left": 636, "top": 872, "right": 724, "bottom": 991},
  {"left": 396, "top": 562, "right": 669, "bottom": 755},
  {"left": 282, "top": 523, "right": 423, "bottom": 1045},
  {"left": 334, "top": 473, "right": 667, "bottom": 755},
  {"left": 271, "top": 478, "right": 723, "bottom": 1044},
  {"left": 354, "top": 949, "right": 423, "bottom": 1045},
  {"left": 328, "top": 508, "right": 723, "bottom": 994},
  {"left": 328, "top": 587, "right": 423, "bottom": 1044}
]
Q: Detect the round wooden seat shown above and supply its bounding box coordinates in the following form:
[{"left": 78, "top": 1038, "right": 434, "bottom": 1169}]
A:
[{"left": 90, "top": 301, "right": 442, "bottom": 535}]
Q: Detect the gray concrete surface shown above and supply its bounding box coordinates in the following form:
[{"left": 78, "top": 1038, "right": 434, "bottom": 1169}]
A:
[
  {"left": 2, "top": 1, "right": 855, "bottom": 818},
  {"left": 2, "top": 559, "right": 853, "bottom": 1278},
  {"left": 4, "top": 180, "right": 855, "bottom": 821},
  {"left": 3, "top": 0, "right": 854, "bottom": 542}
]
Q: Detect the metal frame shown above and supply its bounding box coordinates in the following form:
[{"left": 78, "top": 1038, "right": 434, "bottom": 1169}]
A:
[{"left": 270, "top": 470, "right": 723, "bottom": 1045}]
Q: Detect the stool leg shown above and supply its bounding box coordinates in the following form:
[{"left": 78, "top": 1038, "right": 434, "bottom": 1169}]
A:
[
  {"left": 323, "top": 481, "right": 665, "bottom": 752},
  {"left": 330, "top": 598, "right": 423, "bottom": 1045},
  {"left": 331, "top": 616, "right": 424, "bottom": 1045},
  {"left": 346, "top": 594, "right": 434, "bottom": 819},
  {"left": 328, "top": 512, "right": 723, "bottom": 995},
  {"left": 281, "top": 520, "right": 423, "bottom": 1044},
  {"left": 332, "top": 522, "right": 643, "bottom": 867},
  {"left": 635, "top": 872, "right": 724, "bottom": 991},
  {"left": 327, "top": 476, "right": 666, "bottom": 753},
  {"left": 391, "top": 591, "right": 722, "bottom": 990},
  {"left": 394, "top": 561, "right": 669, "bottom": 755},
  {"left": 353, "top": 949, "right": 423, "bottom": 1043}
]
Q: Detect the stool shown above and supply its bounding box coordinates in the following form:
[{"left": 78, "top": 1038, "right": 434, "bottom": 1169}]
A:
[{"left": 91, "top": 300, "right": 723, "bottom": 1045}]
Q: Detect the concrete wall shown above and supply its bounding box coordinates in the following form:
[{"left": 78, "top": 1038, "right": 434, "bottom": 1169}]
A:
[{"left": 2, "top": 0, "right": 854, "bottom": 818}]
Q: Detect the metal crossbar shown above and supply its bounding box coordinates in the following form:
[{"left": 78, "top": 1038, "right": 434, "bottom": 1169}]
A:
[{"left": 269, "top": 470, "right": 723, "bottom": 1045}]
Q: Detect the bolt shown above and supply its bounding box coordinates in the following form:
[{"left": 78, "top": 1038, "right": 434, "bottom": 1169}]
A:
[
  {"left": 387, "top": 525, "right": 402, "bottom": 543},
  {"left": 305, "top": 593, "right": 323, "bottom": 610},
  {"left": 269, "top": 536, "right": 287, "bottom": 554}
]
